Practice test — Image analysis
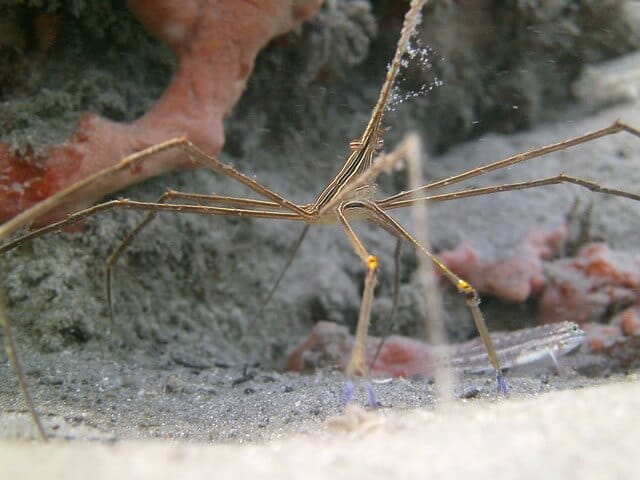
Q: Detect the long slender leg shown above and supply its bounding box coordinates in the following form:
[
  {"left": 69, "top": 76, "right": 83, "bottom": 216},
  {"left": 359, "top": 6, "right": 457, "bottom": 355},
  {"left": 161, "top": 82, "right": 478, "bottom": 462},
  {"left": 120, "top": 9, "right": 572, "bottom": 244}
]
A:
[
  {"left": 0, "top": 291, "right": 47, "bottom": 440},
  {"left": 356, "top": 201, "right": 508, "bottom": 393},
  {"left": 146, "top": 191, "right": 288, "bottom": 209},
  {"left": 369, "top": 238, "right": 402, "bottom": 371},
  {"left": 105, "top": 190, "right": 296, "bottom": 326},
  {"left": 389, "top": 239, "right": 402, "bottom": 331},
  {"left": 0, "top": 138, "right": 187, "bottom": 239},
  {"left": 180, "top": 141, "right": 312, "bottom": 218},
  {"left": 0, "top": 137, "right": 311, "bottom": 241},
  {"left": 0, "top": 199, "right": 304, "bottom": 255},
  {"left": 378, "top": 121, "right": 640, "bottom": 208},
  {"left": 380, "top": 173, "right": 640, "bottom": 210},
  {"left": 249, "top": 224, "right": 311, "bottom": 330},
  {"left": 336, "top": 203, "right": 379, "bottom": 379}
]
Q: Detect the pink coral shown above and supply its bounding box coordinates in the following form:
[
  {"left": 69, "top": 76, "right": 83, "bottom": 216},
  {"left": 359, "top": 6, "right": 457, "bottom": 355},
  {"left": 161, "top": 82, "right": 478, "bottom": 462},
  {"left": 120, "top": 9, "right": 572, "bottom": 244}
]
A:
[
  {"left": 393, "top": 229, "right": 640, "bottom": 368},
  {"left": 439, "top": 228, "right": 640, "bottom": 326},
  {"left": 541, "top": 244, "right": 640, "bottom": 360},
  {"left": 539, "top": 243, "right": 640, "bottom": 326},
  {"left": 285, "top": 320, "right": 442, "bottom": 378},
  {"left": 0, "top": 0, "right": 322, "bottom": 225},
  {"left": 438, "top": 225, "right": 567, "bottom": 302}
]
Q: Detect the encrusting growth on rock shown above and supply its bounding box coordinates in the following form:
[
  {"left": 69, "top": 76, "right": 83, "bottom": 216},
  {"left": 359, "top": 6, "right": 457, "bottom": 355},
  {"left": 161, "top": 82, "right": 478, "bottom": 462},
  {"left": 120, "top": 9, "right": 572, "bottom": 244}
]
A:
[{"left": 0, "top": 0, "right": 322, "bottom": 225}]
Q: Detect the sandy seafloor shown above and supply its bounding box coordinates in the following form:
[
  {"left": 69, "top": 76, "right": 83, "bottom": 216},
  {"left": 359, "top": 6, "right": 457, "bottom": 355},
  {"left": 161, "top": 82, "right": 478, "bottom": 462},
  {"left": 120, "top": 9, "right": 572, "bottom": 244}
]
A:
[
  {"left": 0, "top": 342, "right": 631, "bottom": 443},
  {"left": 1, "top": 378, "right": 639, "bottom": 479}
]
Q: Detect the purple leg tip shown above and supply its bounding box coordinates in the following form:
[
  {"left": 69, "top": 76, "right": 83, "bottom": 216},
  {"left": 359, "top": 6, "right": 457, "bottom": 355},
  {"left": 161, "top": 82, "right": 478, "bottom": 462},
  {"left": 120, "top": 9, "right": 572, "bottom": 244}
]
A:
[
  {"left": 497, "top": 373, "right": 509, "bottom": 396},
  {"left": 365, "top": 382, "right": 379, "bottom": 408},
  {"left": 343, "top": 380, "right": 355, "bottom": 404}
]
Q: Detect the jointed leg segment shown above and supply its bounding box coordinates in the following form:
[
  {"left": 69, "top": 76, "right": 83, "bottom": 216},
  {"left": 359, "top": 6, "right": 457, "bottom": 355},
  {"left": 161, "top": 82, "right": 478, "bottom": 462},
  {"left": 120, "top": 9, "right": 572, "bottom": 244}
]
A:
[
  {"left": 381, "top": 173, "right": 640, "bottom": 210},
  {"left": 379, "top": 120, "right": 640, "bottom": 209},
  {"left": 250, "top": 225, "right": 311, "bottom": 329},
  {"left": 369, "top": 238, "right": 402, "bottom": 371},
  {"left": 0, "top": 291, "right": 47, "bottom": 441},
  {"left": 0, "top": 137, "right": 311, "bottom": 245},
  {"left": 336, "top": 203, "right": 380, "bottom": 378},
  {"left": 105, "top": 189, "right": 301, "bottom": 325},
  {"left": 367, "top": 202, "right": 504, "bottom": 381}
]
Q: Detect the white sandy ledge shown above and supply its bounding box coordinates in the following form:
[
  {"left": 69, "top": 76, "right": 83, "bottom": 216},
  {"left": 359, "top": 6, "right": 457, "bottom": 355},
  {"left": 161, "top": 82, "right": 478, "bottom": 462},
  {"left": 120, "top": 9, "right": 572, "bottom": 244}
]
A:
[{"left": 2, "top": 379, "right": 638, "bottom": 480}]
